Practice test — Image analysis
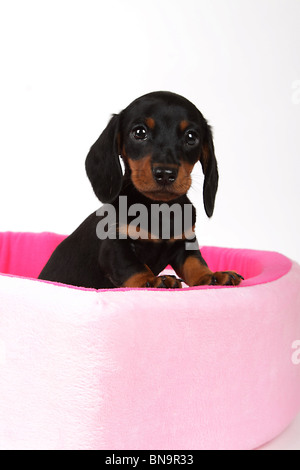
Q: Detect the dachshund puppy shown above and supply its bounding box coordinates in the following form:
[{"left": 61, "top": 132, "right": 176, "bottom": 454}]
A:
[{"left": 38, "top": 91, "right": 243, "bottom": 289}]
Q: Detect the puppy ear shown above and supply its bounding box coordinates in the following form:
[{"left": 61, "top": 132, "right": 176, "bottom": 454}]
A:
[
  {"left": 85, "top": 114, "right": 122, "bottom": 203},
  {"left": 199, "top": 123, "right": 219, "bottom": 217}
]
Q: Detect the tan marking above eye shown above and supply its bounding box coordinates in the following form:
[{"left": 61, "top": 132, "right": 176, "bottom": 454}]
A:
[
  {"left": 179, "top": 120, "right": 189, "bottom": 131},
  {"left": 145, "top": 117, "right": 155, "bottom": 129}
]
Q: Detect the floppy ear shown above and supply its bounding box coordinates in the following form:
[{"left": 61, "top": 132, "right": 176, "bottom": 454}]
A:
[
  {"left": 85, "top": 114, "right": 122, "bottom": 203},
  {"left": 199, "top": 123, "right": 219, "bottom": 217}
]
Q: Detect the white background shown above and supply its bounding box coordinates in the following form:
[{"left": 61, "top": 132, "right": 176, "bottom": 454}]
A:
[{"left": 0, "top": 0, "right": 299, "bottom": 264}]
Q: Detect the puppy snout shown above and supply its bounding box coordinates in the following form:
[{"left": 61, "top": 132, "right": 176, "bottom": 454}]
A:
[{"left": 152, "top": 166, "right": 178, "bottom": 186}]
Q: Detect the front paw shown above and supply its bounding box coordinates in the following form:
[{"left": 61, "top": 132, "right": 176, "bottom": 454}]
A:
[
  {"left": 209, "top": 271, "right": 244, "bottom": 286},
  {"left": 146, "top": 275, "right": 182, "bottom": 289},
  {"left": 195, "top": 271, "right": 244, "bottom": 286},
  {"left": 122, "top": 269, "right": 182, "bottom": 288}
]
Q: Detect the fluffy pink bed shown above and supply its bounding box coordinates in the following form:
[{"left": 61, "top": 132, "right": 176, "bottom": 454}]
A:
[{"left": 0, "top": 231, "right": 300, "bottom": 450}]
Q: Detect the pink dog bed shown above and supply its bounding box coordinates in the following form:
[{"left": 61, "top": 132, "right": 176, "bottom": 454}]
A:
[{"left": 0, "top": 231, "right": 300, "bottom": 450}]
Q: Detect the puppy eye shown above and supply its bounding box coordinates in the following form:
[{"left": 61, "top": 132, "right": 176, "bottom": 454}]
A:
[
  {"left": 185, "top": 130, "right": 199, "bottom": 146},
  {"left": 131, "top": 125, "right": 148, "bottom": 141}
]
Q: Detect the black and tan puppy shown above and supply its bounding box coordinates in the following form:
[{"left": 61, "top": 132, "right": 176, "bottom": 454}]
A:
[{"left": 39, "top": 91, "right": 243, "bottom": 289}]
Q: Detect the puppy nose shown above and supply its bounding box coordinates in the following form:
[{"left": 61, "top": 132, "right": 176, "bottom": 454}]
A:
[{"left": 152, "top": 167, "right": 178, "bottom": 185}]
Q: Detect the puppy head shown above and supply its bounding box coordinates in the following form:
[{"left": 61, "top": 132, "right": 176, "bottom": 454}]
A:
[{"left": 85, "top": 91, "right": 218, "bottom": 216}]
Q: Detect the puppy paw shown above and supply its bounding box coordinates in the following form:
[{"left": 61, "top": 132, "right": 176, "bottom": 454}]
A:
[
  {"left": 123, "top": 270, "right": 182, "bottom": 288},
  {"left": 146, "top": 275, "right": 182, "bottom": 289},
  {"left": 193, "top": 271, "right": 244, "bottom": 286},
  {"left": 209, "top": 271, "right": 244, "bottom": 286}
]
